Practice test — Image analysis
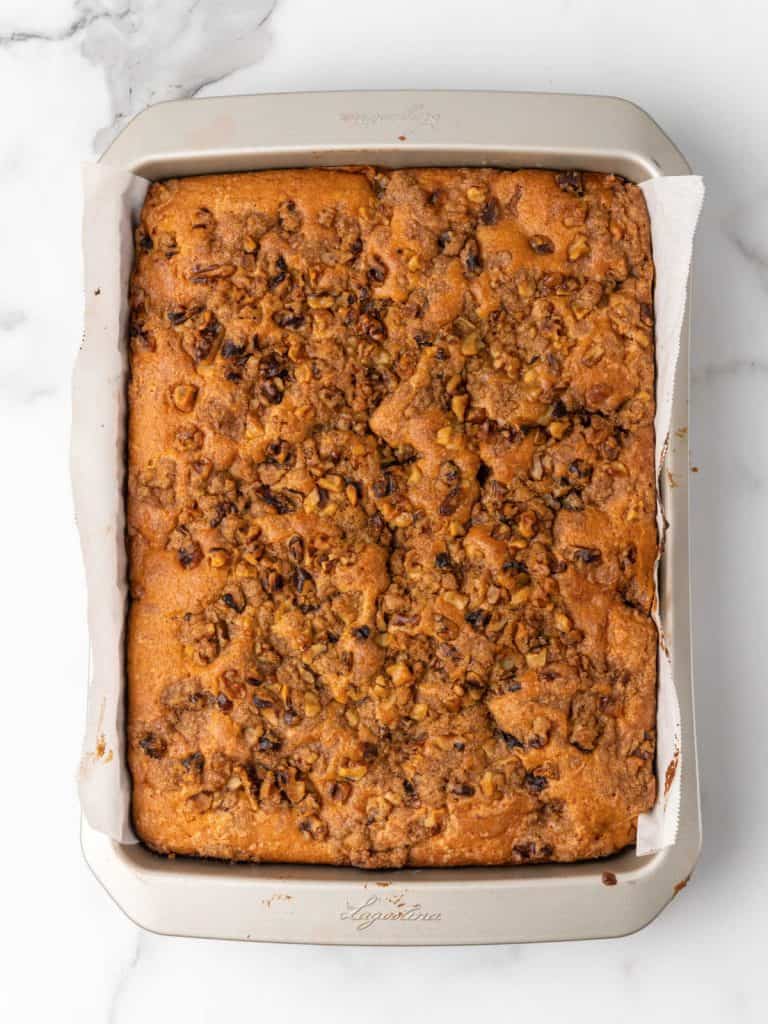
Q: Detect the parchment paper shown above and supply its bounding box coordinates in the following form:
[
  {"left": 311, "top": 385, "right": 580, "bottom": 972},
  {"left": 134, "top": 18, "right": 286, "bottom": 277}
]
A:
[
  {"left": 636, "top": 176, "right": 704, "bottom": 853},
  {"left": 74, "top": 164, "right": 703, "bottom": 851}
]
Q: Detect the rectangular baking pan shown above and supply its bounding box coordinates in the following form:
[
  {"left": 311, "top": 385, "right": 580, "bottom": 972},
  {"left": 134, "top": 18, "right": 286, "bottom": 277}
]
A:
[{"left": 81, "top": 90, "right": 701, "bottom": 944}]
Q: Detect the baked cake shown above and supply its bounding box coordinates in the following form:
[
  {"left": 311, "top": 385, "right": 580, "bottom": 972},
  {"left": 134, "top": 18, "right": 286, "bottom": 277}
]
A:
[{"left": 127, "top": 167, "right": 657, "bottom": 867}]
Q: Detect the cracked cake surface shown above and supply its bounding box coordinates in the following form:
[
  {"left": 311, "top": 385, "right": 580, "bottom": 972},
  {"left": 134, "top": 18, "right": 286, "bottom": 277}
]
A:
[{"left": 127, "top": 167, "right": 657, "bottom": 867}]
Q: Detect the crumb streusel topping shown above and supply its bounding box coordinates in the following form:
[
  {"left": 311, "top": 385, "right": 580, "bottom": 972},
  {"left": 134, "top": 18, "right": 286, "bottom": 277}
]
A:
[{"left": 128, "top": 168, "right": 657, "bottom": 867}]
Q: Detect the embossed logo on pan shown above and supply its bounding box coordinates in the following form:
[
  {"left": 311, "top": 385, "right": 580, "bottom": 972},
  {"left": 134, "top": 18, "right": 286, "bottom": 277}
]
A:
[
  {"left": 340, "top": 895, "right": 442, "bottom": 932},
  {"left": 339, "top": 103, "right": 440, "bottom": 131}
]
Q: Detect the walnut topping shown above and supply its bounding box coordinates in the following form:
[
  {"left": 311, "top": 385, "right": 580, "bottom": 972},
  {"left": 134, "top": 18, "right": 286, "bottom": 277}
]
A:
[
  {"left": 129, "top": 167, "right": 657, "bottom": 869},
  {"left": 450, "top": 394, "right": 469, "bottom": 421},
  {"left": 189, "top": 263, "right": 236, "bottom": 282},
  {"left": 177, "top": 544, "right": 202, "bottom": 569},
  {"left": 567, "top": 234, "right": 591, "bottom": 261},
  {"left": 167, "top": 306, "right": 202, "bottom": 326},
  {"left": 299, "top": 815, "right": 328, "bottom": 840},
  {"left": 555, "top": 170, "right": 585, "bottom": 196},
  {"left": 139, "top": 732, "right": 167, "bottom": 759},
  {"left": 569, "top": 691, "right": 603, "bottom": 751},
  {"left": 182, "top": 751, "right": 204, "bottom": 773},
  {"left": 174, "top": 424, "right": 204, "bottom": 450},
  {"left": 134, "top": 459, "right": 176, "bottom": 508},
  {"left": 529, "top": 234, "right": 555, "bottom": 254},
  {"left": 171, "top": 384, "right": 198, "bottom": 412},
  {"left": 480, "top": 198, "right": 500, "bottom": 225},
  {"left": 208, "top": 547, "right": 230, "bottom": 569},
  {"left": 460, "top": 237, "right": 483, "bottom": 275},
  {"left": 303, "top": 692, "right": 321, "bottom": 717}
]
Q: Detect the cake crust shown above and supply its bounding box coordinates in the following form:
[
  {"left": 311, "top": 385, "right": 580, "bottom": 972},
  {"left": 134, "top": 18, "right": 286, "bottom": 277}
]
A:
[{"left": 127, "top": 167, "right": 657, "bottom": 867}]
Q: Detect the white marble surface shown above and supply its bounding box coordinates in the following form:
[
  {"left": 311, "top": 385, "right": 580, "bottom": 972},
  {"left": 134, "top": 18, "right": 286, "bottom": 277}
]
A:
[{"left": 0, "top": 0, "right": 765, "bottom": 1020}]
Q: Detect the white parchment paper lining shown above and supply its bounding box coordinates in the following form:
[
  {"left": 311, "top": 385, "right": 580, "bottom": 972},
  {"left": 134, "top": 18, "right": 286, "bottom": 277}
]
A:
[{"left": 74, "top": 164, "right": 704, "bottom": 852}]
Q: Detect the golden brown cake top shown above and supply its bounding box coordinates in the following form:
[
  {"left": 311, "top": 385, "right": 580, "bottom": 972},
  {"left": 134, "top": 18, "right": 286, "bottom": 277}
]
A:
[{"left": 127, "top": 167, "right": 656, "bottom": 867}]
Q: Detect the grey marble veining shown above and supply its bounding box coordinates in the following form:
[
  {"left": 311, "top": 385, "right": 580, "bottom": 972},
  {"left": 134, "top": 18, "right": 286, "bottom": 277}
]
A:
[
  {"left": 0, "top": 309, "right": 26, "bottom": 331},
  {"left": 0, "top": 4, "right": 132, "bottom": 47},
  {"left": 692, "top": 358, "right": 768, "bottom": 381},
  {"left": 725, "top": 191, "right": 768, "bottom": 292},
  {"left": 106, "top": 933, "right": 143, "bottom": 1024},
  {"left": 1, "top": 0, "right": 276, "bottom": 148},
  {"left": 82, "top": 0, "right": 276, "bottom": 148}
]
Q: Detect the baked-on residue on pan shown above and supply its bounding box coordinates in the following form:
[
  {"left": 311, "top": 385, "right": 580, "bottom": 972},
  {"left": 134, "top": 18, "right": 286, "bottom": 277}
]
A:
[{"left": 127, "top": 167, "right": 656, "bottom": 867}]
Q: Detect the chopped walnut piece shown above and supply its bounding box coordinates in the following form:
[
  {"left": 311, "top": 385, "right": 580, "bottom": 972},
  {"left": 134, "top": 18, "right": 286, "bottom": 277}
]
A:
[
  {"left": 171, "top": 384, "right": 198, "bottom": 412},
  {"left": 529, "top": 234, "right": 555, "bottom": 254},
  {"left": 569, "top": 691, "right": 603, "bottom": 752},
  {"left": 567, "top": 234, "right": 591, "bottom": 261},
  {"left": 139, "top": 732, "right": 167, "bottom": 759},
  {"left": 555, "top": 170, "right": 585, "bottom": 196}
]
